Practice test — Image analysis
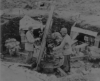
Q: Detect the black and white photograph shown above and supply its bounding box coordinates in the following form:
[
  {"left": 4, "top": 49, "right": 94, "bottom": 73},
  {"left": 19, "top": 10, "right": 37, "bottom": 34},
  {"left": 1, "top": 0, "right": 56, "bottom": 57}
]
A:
[{"left": 0, "top": 0, "right": 100, "bottom": 81}]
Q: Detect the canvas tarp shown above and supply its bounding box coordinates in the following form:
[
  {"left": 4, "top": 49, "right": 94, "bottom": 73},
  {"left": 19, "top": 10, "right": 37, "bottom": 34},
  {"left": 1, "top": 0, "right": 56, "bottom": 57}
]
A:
[
  {"left": 71, "top": 26, "right": 98, "bottom": 37},
  {"left": 19, "top": 15, "right": 44, "bottom": 30}
]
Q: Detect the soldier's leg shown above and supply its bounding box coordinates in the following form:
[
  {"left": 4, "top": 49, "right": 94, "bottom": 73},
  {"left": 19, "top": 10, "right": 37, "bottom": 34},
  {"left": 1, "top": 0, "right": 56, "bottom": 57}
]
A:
[
  {"left": 63, "top": 55, "right": 70, "bottom": 73},
  {"left": 26, "top": 51, "right": 32, "bottom": 63},
  {"left": 67, "top": 55, "right": 70, "bottom": 72}
]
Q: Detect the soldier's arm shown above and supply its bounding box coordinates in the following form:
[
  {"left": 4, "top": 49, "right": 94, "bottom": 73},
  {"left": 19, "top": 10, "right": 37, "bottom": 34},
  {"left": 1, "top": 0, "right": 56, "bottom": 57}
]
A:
[
  {"left": 26, "top": 32, "right": 35, "bottom": 43},
  {"left": 53, "top": 37, "right": 66, "bottom": 51}
]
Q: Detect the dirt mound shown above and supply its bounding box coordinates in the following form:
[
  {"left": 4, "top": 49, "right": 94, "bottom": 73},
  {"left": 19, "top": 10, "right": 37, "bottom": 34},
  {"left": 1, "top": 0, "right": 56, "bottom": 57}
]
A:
[{"left": 1, "top": 0, "right": 100, "bottom": 15}]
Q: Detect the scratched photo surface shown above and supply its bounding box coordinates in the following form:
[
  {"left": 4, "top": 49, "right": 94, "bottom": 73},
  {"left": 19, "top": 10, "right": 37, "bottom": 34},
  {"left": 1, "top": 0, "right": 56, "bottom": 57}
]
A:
[{"left": 0, "top": 0, "right": 100, "bottom": 81}]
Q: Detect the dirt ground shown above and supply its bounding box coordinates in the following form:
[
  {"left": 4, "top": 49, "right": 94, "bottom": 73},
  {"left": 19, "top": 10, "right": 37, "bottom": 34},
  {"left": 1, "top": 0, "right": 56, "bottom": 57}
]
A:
[
  {"left": 1, "top": 0, "right": 100, "bottom": 16},
  {"left": 1, "top": 0, "right": 100, "bottom": 27},
  {"left": 0, "top": 56, "right": 100, "bottom": 81},
  {"left": 0, "top": 57, "right": 60, "bottom": 81}
]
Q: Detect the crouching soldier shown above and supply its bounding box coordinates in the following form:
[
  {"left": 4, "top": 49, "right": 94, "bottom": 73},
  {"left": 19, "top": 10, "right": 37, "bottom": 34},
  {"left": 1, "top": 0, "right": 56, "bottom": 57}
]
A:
[{"left": 52, "top": 32, "right": 63, "bottom": 45}]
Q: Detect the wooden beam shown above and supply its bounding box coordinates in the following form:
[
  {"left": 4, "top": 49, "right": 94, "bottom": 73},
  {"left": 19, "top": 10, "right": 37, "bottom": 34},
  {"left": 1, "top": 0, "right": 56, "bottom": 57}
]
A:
[
  {"left": 58, "top": 68, "right": 67, "bottom": 76},
  {"left": 36, "top": 5, "right": 55, "bottom": 70},
  {"left": 0, "top": 20, "right": 2, "bottom": 55}
]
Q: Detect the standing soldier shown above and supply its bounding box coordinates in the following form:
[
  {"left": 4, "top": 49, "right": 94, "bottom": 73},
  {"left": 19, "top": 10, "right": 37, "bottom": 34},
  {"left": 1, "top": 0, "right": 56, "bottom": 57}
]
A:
[
  {"left": 25, "top": 27, "right": 39, "bottom": 64},
  {"left": 53, "top": 28, "right": 73, "bottom": 73}
]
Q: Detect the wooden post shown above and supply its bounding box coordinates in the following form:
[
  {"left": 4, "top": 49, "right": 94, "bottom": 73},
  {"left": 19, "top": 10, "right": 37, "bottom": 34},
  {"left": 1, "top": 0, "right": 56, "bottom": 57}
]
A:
[
  {"left": 58, "top": 68, "right": 67, "bottom": 76},
  {"left": 94, "top": 38, "right": 100, "bottom": 48},
  {"left": 36, "top": 5, "right": 55, "bottom": 70},
  {"left": 0, "top": 22, "right": 2, "bottom": 55}
]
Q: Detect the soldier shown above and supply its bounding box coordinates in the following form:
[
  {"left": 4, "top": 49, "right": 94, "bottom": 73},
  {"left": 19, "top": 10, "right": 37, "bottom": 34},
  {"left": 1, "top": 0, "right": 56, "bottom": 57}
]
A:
[
  {"left": 25, "top": 27, "right": 40, "bottom": 64},
  {"left": 53, "top": 28, "right": 73, "bottom": 73},
  {"left": 52, "top": 32, "right": 63, "bottom": 45}
]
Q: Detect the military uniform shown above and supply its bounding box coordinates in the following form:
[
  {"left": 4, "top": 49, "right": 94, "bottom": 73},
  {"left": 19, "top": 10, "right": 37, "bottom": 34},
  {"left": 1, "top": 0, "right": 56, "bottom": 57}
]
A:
[{"left": 53, "top": 34, "right": 73, "bottom": 72}]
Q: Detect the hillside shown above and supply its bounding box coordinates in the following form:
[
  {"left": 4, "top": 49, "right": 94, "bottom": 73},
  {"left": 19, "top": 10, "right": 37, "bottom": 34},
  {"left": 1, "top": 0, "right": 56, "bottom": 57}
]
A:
[{"left": 1, "top": 0, "right": 100, "bottom": 15}]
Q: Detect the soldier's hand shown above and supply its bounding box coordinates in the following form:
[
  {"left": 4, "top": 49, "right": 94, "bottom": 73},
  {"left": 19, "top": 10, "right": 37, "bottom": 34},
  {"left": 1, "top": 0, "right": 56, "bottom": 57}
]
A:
[{"left": 36, "top": 38, "right": 40, "bottom": 41}]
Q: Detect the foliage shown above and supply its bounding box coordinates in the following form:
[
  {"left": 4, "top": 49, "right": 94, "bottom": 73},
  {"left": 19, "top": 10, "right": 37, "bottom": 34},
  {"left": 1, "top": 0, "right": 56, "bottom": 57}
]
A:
[
  {"left": 1, "top": 17, "right": 21, "bottom": 51},
  {"left": 5, "top": 38, "right": 20, "bottom": 55}
]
